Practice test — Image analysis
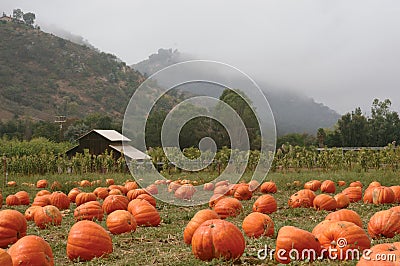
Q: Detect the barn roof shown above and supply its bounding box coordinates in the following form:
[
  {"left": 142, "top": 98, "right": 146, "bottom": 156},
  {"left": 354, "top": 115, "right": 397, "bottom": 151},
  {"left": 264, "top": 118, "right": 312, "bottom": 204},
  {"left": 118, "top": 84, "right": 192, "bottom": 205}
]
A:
[
  {"left": 78, "top": 129, "right": 131, "bottom": 142},
  {"left": 109, "top": 145, "right": 150, "bottom": 160}
]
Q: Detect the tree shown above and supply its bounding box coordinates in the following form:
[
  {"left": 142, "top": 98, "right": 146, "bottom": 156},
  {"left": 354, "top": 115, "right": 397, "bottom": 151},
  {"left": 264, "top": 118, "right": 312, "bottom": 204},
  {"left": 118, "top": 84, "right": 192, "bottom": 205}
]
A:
[
  {"left": 22, "top": 12, "right": 35, "bottom": 26},
  {"left": 369, "top": 99, "right": 400, "bottom": 146},
  {"left": 12, "top": 9, "right": 23, "bottom": 20},
  {"left": 337, "top": 107, "right": 368, "bottom": 147},
  {"left": 317, "top": 128, "right": 326, "bottom": 148}
]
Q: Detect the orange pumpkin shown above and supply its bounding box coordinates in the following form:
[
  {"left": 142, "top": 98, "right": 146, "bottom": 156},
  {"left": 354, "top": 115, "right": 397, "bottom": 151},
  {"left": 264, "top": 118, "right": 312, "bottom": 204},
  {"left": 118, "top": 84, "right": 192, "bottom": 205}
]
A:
[
  {"left": 34, "top": 205, "right": 62, "bottom": 229},
  {"left": 127, "top": 189, "right": 147, "bottom": 201},
  {"left": 102, "top": 195, "right": 129, "bottom": 214},
  {"left": 25, "top": 206, "right": 41, "bottom": 221},
  {"left": 213, "top": 185, "right": 229, "bottom": 195},
  {"left": 208, "top": 194, "right": 225, "bottom": 208},
  {"left": 8, "top": 235, "right": 54, "bottom": 266},
  {"left": 333, "top": 193, "right": 350, "bottom": 209},
  {"left": 146, "top": 184, "right": 158, "bottom": 195},
  {"left": 390, "top": 186, "right": 400, "bottom": 203},
  {"left": 288, "top": 189, "right": 316, "bottom": 208},
  {"left": 313, "top": 194, "right": 337, "bottom": 211},
  {"left": 312, "top": 220, "right": 370, "bottom": 260},
  {"left": 67, "top": 220, "right": 113, "bottom": 261},
  {"left": 213, "top": 197, "right": 243, "bottom": 219},
  {"left": 106, "top": 178, "right": 115, "bottom": 186},
  {"left": 325, "top": 209, "right": 363, "bottom": 227},
  {"left": 248, "top": 180, "right": 260, "bottom": 192},
  {"left": 191, "top": 219, "right": 245, "bottom": 261},
  {"left": 304, "top": 180, "right": 322, "bottom": 191},
  {"left": 67, "top": 188, "right": 81, "bottom": 203},
  {"left": 93, "top": 187, "right": 109, "bottom": 200},
  {"left": 275, "top": 226, "right": 321, "bottom": 264},
  {"left": 36, "top": 190, "right": 51, "bottom": 197},
  {"left": 349, "top": 181, "right": 363, "bottom": 188},
  {"left": 36, "top": 179, "right": 48, "bottom": 188},
  {"left": 260, "top": 181, "right": 277, "bottom": 193},
  {"left": 32, "top": 195, "right": 51, "bottom": 207},
  {"left": 337, "top": 180, "right": 346, "bottom": 187},
  {"left": 136, "top": 194, "right": 156, "bottom": 207},
  {"left": 0, "top": 209, "right": 27, "bottom": 248},
  {"left": 320, "top": 180, "right": 336, "bottom": 193},
  {"left": 252, "top": 194, "right": 277, "bottom": 214},
  {"left": 124, "top": 181, "right": 138, "bottom": 191},
  {"left": 357, "top": 242, "right": 400, "bottom": 266},
  {"left": 106, "top": 210, "right": 137, "bottom": 235},
  {"left": 50, "top": 181, "right": 62, "bottom": 191},
  {"left": 74, "top": 201, "right": 104, "bottom": 221},
  {"left": 6, "top": 195, "right": 21, "bottom": 206},
  {"left": 50, "top": 191, "right": 70, "bottom": 210},
  {"left": 183, "top": 209, "right": 220, "bottom": 245},
  {"left": 15, "top": 190, "right": 30, "bottom": 205},
  {"left": 203, "top": 182, "right": 214, "bottom": 191},
  {"left": 233, "top": 184, "right": 252, "bottom": 200},
  {"left": 342, "top": 186, "right": 362, "bottom": 202},
  {"left": 75, "top": 192, "right": 97, "bottom": 207},
  {"left": 368, "top": 210, "right": 400, "bottom": 239},
  {"left": 372, "top": 186, "right": 395, "bottom": 205},
  {"left": 0, "top": 248, "right": 12, "bottom": 266},
  {"left": 242, "top": 212, "right": 274, "bottom": 238},
  {"left": 129, "top": 200, "right": 161, "bottom": 227},
  {"left": 174, "top": 184, "right": 196, "bottom": 200}
]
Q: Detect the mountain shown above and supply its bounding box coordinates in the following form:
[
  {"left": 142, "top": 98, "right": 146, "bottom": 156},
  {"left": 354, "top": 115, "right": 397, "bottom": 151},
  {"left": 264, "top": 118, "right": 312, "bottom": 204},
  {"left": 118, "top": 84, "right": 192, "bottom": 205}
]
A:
[
  {"left": 132, "top": 49, "right": 341, "bottom": 135},
  {"left": 0, "top": 21, "right": 144, "bottom": 121}
]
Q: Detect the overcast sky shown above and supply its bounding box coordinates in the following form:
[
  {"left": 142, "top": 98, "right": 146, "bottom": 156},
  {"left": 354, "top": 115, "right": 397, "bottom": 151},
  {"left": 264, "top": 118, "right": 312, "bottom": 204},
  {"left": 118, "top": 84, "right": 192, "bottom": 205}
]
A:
[{"left": 2, "top": 0, "right": 400, "bottom": 114}]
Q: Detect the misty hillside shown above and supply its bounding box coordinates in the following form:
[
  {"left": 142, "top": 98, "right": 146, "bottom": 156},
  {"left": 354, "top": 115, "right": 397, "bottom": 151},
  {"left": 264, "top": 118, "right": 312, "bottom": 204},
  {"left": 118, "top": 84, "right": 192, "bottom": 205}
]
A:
[
  {"left": 0, "top": 21, "right": 144, "bottom": 121},
  {"left": 132, "top": 49, "right": 341, "bottom": 135}
]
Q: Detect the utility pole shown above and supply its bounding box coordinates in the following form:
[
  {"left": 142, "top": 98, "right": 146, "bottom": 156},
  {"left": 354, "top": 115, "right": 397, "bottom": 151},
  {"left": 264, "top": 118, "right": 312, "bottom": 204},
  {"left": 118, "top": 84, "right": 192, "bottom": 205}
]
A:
[{"left": 55, "top": 115, "right": 66, "bottom": 142}]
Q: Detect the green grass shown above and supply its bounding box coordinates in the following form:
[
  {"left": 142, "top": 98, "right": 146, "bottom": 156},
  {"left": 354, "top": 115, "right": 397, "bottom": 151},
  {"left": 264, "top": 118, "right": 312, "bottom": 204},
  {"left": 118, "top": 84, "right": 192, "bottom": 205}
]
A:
[{"left": 1, "top": 170, "right": 400, "bottom": 265}]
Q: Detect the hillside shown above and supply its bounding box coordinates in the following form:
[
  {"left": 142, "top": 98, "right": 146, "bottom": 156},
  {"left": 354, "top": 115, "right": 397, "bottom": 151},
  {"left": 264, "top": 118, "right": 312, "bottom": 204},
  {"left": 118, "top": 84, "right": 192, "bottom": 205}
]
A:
[
  {"left": 0, "top": 21, "right": 144, "bottom": 121},
  {"left": 132, "top": 49, "right": 341, "bottom": 135}
]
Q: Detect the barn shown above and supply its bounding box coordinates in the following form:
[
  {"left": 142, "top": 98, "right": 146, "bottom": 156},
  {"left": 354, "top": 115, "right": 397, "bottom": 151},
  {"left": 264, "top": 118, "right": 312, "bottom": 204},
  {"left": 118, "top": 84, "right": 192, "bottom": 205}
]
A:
[{"left": 66, "top": 129, "right": 150, "bottom": 161}]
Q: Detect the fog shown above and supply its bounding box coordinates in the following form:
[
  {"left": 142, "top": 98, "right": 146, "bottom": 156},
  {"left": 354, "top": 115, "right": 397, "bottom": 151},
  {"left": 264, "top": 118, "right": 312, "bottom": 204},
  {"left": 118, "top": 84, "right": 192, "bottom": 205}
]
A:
[{"left": 2, "top": 0, "right": 400, "bottom": 114}]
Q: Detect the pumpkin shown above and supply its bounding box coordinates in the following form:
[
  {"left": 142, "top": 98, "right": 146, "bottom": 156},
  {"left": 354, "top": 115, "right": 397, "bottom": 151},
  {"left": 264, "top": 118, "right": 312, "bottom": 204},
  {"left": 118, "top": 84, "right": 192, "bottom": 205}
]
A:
[
  {"left": 102, "top": 195, "right": 129, "bottom": 214},
  {"left": 213, "top": 197, "right": 243, "bottom": 219},
  {"left": 6, "top": 195, "right": 21, "bottom": 206},
  {"left": 108, "top": 185, "right": 128, "bottom": 195},
  {"left": 213, "top": 185, "right": 229, "bottom": 195},
  {"left": 32, "top": 195, "right": 51, "bottom": 207},
  {"left": 357, "top": 242, "right": 400, "bottom": 266},
  {"left": 8, "top": 235, "right": 54, "bottom": 266},
  {"left": 67, "top": 188, "right": 81, "bottom": 203},
  {"left": 15, "top": 190, "right": 30, "bottom": 205},
  {"left": 215, "top": 180, "right": 229, "bottom": 187},
  {"left": 79, "top": 180, "right": 91, "bottom": 187},
  {"left": 312, "top": 220, "right": 370, "bottom": 260},
  {"left": 129, "top": 200, "right": 161, "bottom": 227},
  {"left": 252, "top": 194, "right": 277, "bottom": 214},
  {"left": 108, "top": 188, "right": 123, "bottom": 196},
  {"left": 372, "top": 186, "right": 395, "bottom": 205},
  {"left": 0, "top": 209, "right": 27, "bottom": 248},
  {"left": 34, "top": 205, "right": 62, "bottom": 229},
  {"left": 36, "top": 190, "right": 51, "bottom": 197},
  {"left": 106, "top": 178, "right": 115, "bottom": 186},
  {"left": 145, "top": 184, "right": 158, "bottom": 195},
  {"left": 349, "top": 181, "right": 363, "bottom": 188},
  {"left": 304, "top": 180, "right": 322, "bottom": 191},
  {"left": 242, "top": 212, "right": 274, "bottom": 238},
  {"left": 191, "top": 219, "right": 245, "bottom": 261},
  {"left": 75, "top": 192, "right": 97, "bottom": 207},
  {"left": 168, "top": 181, "right": 181, "bottom": 193},
  {"left": 334, "top": 193, "right": 350, "bottom": 209},
  {"left": 342, "top": 186, "right": 362, "bottom": 202},
  {"left": 288, "top": 189, "right": 316, "bottom": 208},
  {"left": 0, "top": 248, "right": 12, "bottom": 266},
  {"left": 49, "top": 191, "right": 70, "bottom": 210},
  {"left": 325, "top": 209, "right": 363, "bottom": 227},
  {"left": 183, "top": 209, "right": 220, "bottom": 244},
  {"left": 136, "top": 194, "right": 156, "bottom": 207},
  {"left": 226, "top": 184, "right": 239, "bottom": 196},
  {"left": 275, "top": 226, "right": 321, "bottom": 264},
  {"left": 174, "top": 184, "right": 196, "bottom": 200},
  {"left": 248, "top": 180, "right": 260, "bottom": 192},
  {"left": 233, "top": 184, "right": 252, "bottom": 200},
  {"left": 209, "top": 194, "right": 225, "bottom": 208},
  {"left": 50, "top": 181, "right": 62, "bottom": 191},
  {"left": 390, "top": 186, "right": 400, "bottom": 203},
  {"left": 24, "top": 206, "right": 41, "bottom": 221},
  {"left": 368, "top": 210, "right": 400, "bottom": 239},
  {"left": 313, "top": 194, "right": 337, "bottom": 211},
  {"left": 368, "top": 181, "right": 381, "bottom": 188},
  {"left": 203, "top": 182, "right": 214, "bottom": 191},
  {"left": 337, "top": 180, "right": 346, "bottom": 187},
  {"left": 106, "top": 210, "right": 137, "bottom": 235},
  {"left": 124, "top": 181, "right": 138, "bottom": 191},
  {"left": 127, "top": 189, "right": 147, "bottom": 201},
  {"left": 36, "top": 179, "right": 48, "bottom": 188},
  {"left": 362, "top": 186, "right": 374, "bottom": 203},
  {"left": 7, "top": 181, "right": 17, "bottom": 187},
  {"left": 260, "top": 181, "right": 277, "bottom": 194},
  {"left": 67, "top": 220, "right": 113, "bottom": 261},
  {"left": 74, "top": 201, "right": 104, "bottom": 221},
  {"left": 320, "top": 180, "right": 336, "bottom": 193},
  {"left": 93, "top": 187, "right": 109, "bottom": 200}
]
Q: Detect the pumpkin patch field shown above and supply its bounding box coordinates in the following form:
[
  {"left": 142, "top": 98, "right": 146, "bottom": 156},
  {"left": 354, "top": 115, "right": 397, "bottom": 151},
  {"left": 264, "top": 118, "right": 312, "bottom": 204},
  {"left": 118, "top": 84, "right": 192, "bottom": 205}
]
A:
[{"left": 1, "top": 170, "right": 400, "bottom": 265}]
